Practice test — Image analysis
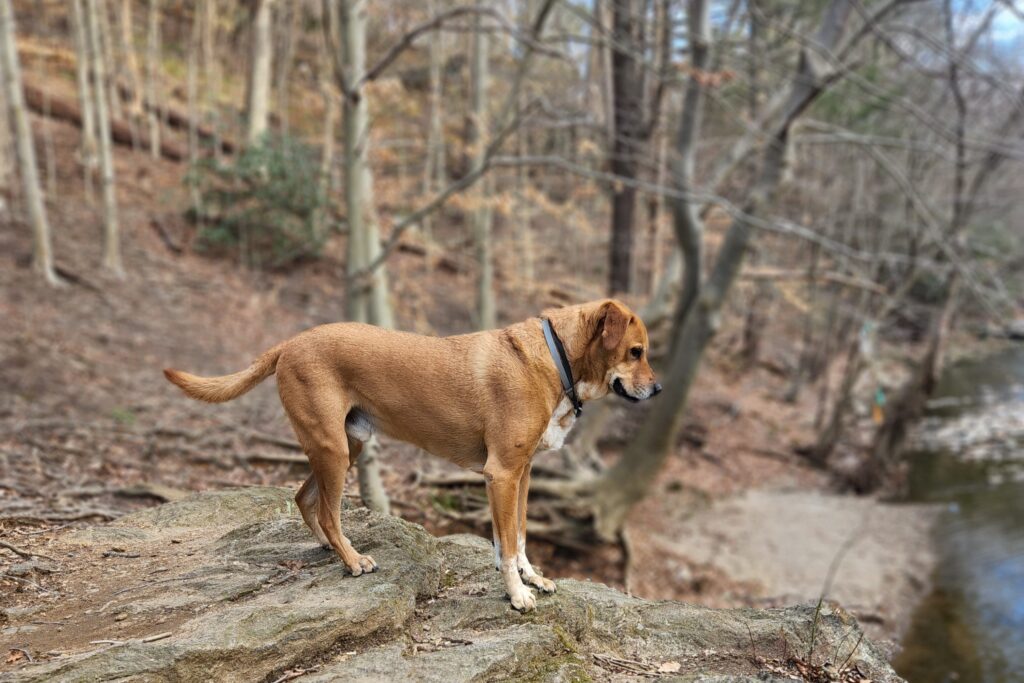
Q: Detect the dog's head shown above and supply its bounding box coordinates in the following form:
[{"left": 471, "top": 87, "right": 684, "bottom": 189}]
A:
[
  {"left": 550, "top": 299, "right": 660, "bottom": 403},
  {"left": 592, "top": 299, "right": 660, "bottom": 402}
]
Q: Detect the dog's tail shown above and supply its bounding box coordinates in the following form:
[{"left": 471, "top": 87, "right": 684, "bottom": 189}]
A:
[{"left": 163, "top": 343, "right": 284, "bottom": 403}]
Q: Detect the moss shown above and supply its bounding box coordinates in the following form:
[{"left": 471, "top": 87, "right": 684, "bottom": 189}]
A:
[
  {"left": 518, "top": 653, "right": 592, "bottom": 683},
  {"left": 552, "top": 624, "right": 579, "bottom": 654}
]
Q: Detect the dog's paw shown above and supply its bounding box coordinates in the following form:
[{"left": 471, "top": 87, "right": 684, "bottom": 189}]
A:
[
  {"left": 524, "top": 573, "right": 556, "bottom": 593},
  {"left": 509, "top": 585, "right": 537, "bottom": 612},
  {"left": 346, "top": 553, "right": 379, "bottom": 576}
]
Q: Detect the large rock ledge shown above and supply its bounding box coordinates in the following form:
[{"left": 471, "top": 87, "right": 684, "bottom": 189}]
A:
[{"left": 1, "top": 488, "right": 903, "bottom": 682}]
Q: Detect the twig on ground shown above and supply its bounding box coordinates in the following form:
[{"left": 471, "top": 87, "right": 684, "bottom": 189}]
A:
[{"left": 0, "top": 540, "right": 57, "bottom": 562}]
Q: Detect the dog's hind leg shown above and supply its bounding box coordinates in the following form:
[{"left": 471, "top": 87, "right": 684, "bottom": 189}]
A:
[
  {"left": 310, "top": 436, "right": 378, "bottom": 576},
  {"left": 295, "top": 474, "right": 329, "bottom": 547},
  {"left": 278, "top": 363, "right": 377, "bottom": 577}
]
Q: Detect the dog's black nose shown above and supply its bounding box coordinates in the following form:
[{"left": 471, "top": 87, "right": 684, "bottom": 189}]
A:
[{"left": 652, "top": 383, "right": 662, "bottom": 396}]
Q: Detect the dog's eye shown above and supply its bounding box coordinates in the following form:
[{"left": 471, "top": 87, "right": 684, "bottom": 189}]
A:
[{"left": 630, "top": 347, "right": 643, "bottom": 359}]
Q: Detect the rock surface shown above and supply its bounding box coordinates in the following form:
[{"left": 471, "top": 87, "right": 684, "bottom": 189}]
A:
[{"left": 1, "top": 488, "right": 905, "bottom": 682}]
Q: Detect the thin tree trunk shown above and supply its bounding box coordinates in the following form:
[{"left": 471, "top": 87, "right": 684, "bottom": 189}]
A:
[
  {"left": 607, "top": 0, "right": 643, "bottom": 294},
  {"left": 421, "top": 0, "right": 444, "bottom": 237},
  {"left": 326, "top": 0, "right": 393, "bottom": 513},
  {"left": 315, "top": 35, "right": 337, "bottom": 241},
  {"left": 245, "top": 0, "right": 274, "bottom": 146},
  {"left": 0, "top": 71, "right": 10, "bottom": 192},
  {"left": 202, "top": 0, "right": 221, "bottom": 165},
  {"left": 85, "top": 0, "right": 123, "bottom": 275},
  {"left": 71, "top": 0, "right": 98, "bottom": 200},
  {"left": 118, "top": 0, "right": 143, "bottom": 148},
  {"left": 96, "top": 0, "right": 121, "bottom": 122},
  {"left": 470, "top": 0, "right": 495, "bottom": 330},
  {"left": 0, "top": 0, "right": 59, "bottom": 285},
  {"left": 274, "top": 1, "right": 298, "bottom": 137},
  {"left": 145, "top": 0, "right": 161, "bottom": 159},
  {"left": 186, "top": 4, "right": 201, "bottom": 214}
]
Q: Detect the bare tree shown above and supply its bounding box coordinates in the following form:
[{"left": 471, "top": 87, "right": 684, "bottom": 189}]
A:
[
  {"left": 201, "top": 0, "right": 222, "bottom": 164},
  {"left": 71, "top": 0, "right": 98, "bottom": 200},
  {"left": 589, "top": 0, "right": 860, "bottom": 538},
  {"left": 145, "top": 0, "right": 161, "bottom": 159},
  {"left": 607, "top": 0, "right": 671, "bottom": 294},
  {"left": 324, "top": 0, "right": 395, "bottom": 513},
  {"left": 0, "top": 0, "right": 59, "bottom": 285},
  {"left": 274, "top": 1, "right": 300, "bottom": 136},
  {"left": 117, "top": 0, "right": 143, "bottom": 146},
  {"left": 85, "top": 0, "right": 123, "bottom": 275},
  {"left": 421, "top": 0, "right": 445, "bottom": 237},
  {"left": 0, "top": 73, "right": 10, "bottom": 193},
  {"left": 245, "top": 0, "right": 275, "bottom": 146},
  {"left": 470, "top": 0, "right": 496, "bottom": 329}
]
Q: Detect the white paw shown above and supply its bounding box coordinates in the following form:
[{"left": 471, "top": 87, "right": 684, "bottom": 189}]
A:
[
  {"left": 509, "top": 584, "right": 537, "bottom": 612},
  {"left": 524, "top": 573, "right": 556, "bottom": 593}
]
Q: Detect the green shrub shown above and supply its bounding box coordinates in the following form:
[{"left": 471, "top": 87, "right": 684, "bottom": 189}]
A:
[{"left": 188, "top": 134, "right": 329, "bottom": 268}]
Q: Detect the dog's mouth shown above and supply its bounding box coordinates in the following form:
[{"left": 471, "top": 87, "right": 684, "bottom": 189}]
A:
[{"left": 611, "top": 378, "right": 641, "bottom": 403}]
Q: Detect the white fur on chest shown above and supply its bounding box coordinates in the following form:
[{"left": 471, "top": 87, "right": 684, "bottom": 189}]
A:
[
  {"left": 538, "top": 396, "right": 578, "bottom": 450},
  {"left": 537, "top": 382, "right": 601, "bottom": 451}
]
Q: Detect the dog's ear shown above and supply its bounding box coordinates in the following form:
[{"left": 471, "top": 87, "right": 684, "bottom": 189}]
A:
[{"left": 598, "top": 300, "right": 631, "bottom": 351}]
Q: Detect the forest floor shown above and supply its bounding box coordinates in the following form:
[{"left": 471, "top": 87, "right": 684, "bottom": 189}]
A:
[{"left": 2, "top": 84, "right": 937, "bottom": 666}]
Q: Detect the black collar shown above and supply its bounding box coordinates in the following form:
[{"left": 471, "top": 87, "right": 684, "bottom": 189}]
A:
[{"left": 541, "top": 318, "right": 582, "bottom": 417}]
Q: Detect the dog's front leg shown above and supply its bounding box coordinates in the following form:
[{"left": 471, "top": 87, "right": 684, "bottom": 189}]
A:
[
  {"left": 516, "top": 465, "right": 556, "bottom": 593},
  {"left": 484, "top": 460, "right": 536, "bottom": 612}
]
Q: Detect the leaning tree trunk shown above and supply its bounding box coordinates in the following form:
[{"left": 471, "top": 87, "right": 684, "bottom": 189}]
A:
[
  {"left": 85, "top": 0, "right": 122, "bottom": 275},
  {"left": 470, "top": 0, "right": 495, "bottom": 330},
  {"left": 0, "top": 0, "right": 59, "bottom": 284},
  {"left": 245, "top": 0, "right": 274, "bottom": 146}
]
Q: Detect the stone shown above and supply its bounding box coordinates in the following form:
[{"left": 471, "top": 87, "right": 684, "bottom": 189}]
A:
[{"left": 0, "top": 488, "right": 905, "bottom": 682}]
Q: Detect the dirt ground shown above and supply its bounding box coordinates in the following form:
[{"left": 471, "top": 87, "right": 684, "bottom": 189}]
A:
[{"left": 2, "top": 98, "right": 933, "bottom": 667}]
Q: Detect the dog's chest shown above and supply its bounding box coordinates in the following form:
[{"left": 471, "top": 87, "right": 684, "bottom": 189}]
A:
[
  {"left": 537, "top": 382, "right": 599, "bottom": 451},
  {"left": 538, "top": 397, "right": 577, "bottom": 450}
]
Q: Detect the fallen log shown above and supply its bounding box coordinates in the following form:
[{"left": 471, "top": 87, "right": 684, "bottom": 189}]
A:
[
  {"left": 23, "top": 83, "right": 186, "bottom": 162},
  {"left": 116, "top": 82, "right": 236, "bottom": 154}
]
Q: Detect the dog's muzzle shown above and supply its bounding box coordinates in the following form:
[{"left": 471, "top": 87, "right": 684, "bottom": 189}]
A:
[{"left": 611, "top": 378, "right": 662, "bottom": 401}]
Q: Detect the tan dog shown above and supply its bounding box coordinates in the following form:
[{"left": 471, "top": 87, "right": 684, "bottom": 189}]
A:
[{"left": 164, "top": 299, "right": 660, "bottom": 611}]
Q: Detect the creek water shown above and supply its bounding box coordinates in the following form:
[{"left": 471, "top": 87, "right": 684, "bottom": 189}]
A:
[{"left": 894, "top": 345, "right": 1024, "bottom": 683}]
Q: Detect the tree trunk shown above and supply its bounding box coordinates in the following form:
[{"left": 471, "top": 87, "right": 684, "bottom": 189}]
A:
[
  {"left": 245, "top": 0, "right": 274, "bottom": 146},
  {"left": 85, "top": 0, "right": 123, "bottom": 275},
  {"left": 592, "top": 0, "right": 854, "bottom": 539},
  {"left": 186, "top": 3, "right": 201, "bottom": 213},
  {"left": 0, "top": 0, "right": 59, "bottom": 285},
  {"left": 96, "top": 0, "right": 121, "bottom": 122},
  {"left": 117, "top": 0, "right": 143, "bottom": 147},
  {"left": 328, "top": 0, "right": 393, "bottom": 514},
  {"left": 606, "top": 0, "right": 644, "bottom": 294},
  {"left": 0, "top": 68, "right": 10, "bottom": 191},
  {"left": 274, "top": 1, "right": 298, "bottom": 136},
  {"left": 314, "top": 32, "right": 337, "bottom": 241},
  {"left": 470, "top": 0, "right": 495, "bottom": 330},
  {"left": 71, "top": 0, "right": 98, "bottom": 200},
  {"left": 145, "top": 0, "right": 161, "bottom": 159},
  {"left": 421, "top": 0, "right": 444, "bottom": 237},
  {"left": 201, "top": 0, "right": 222, "bottom": 164}
]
